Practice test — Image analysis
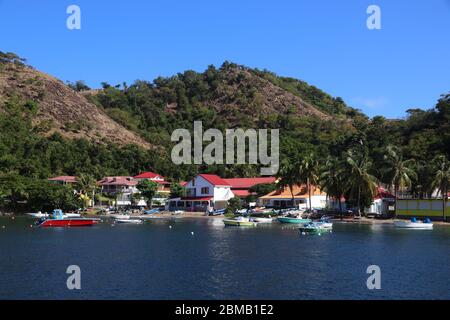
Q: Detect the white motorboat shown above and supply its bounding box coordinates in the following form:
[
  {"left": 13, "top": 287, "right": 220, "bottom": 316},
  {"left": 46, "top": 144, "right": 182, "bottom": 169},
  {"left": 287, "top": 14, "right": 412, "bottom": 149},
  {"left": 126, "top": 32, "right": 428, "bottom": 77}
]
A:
[
  {"left": 63, "top": 213, "right": 81, "bottom": 218},
  {"left": 319, "top": 221, "right": 333, "bottom": 229},
  {"left": 394, "top": 218, "right": 433, "bottom": 230},
  {"left": 110, "top": 214, "right": 130, "bottom": 220},
  {"left": 251, "top": 217, "right": 273, "bottom": 223},
  {"left": 27, "top": 212, "right": 49, "bottom": 218},
  {"left": 115, "top": 219, "right": 143, "bottom": 224}
]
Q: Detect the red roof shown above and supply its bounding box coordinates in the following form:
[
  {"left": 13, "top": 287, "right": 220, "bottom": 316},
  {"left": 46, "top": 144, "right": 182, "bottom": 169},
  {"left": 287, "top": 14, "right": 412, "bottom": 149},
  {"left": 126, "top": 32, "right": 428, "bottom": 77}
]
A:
[
  {"left": 223, "top": 177, "right": 276, "bottom": 189},
  {"left": 180, "top": 181, "right": 188, "bottom": 187},
  {"left": 48, "top": 176, "right": 77, "bottom": 183},
  {"left": 198, "top": 174, "right": 230, "bottom": 186},
  {"left": 98, "top": 176, "right": 137, "bottom": 186},
  {"left": 374, "top": 187, "right": 396, "bottom": 200},
  {"left": 134, "top": 171, "right": 164, "bottom": 180},
  {"left": 232, "top": 190, "right": 251, "bottom": 197}
]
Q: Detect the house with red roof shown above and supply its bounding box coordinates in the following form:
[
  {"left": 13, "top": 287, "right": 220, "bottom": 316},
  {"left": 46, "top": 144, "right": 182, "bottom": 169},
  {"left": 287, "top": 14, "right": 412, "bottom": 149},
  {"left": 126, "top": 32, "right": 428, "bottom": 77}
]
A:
[
  {"left": 48, "top": 176, "right": 78, "bottom": 185},
  {"left": 167, "top": 174, "right": 234, "bottom": 212},
  {"left": 328, "top": 187, "right": 396, "bottom": 216},
  {"left": 133, "top": 171, "right": 170, "bottom": 195},
  {"left": 98, "top": 176, "right": 145, "bottom": 207}
]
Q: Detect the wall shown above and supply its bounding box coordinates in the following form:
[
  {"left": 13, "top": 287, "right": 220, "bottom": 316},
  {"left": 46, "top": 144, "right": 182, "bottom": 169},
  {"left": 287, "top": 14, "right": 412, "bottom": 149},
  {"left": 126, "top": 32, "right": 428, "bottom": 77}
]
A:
[{"left": 396, "top": 199, "right": 449, "bottom": 220}]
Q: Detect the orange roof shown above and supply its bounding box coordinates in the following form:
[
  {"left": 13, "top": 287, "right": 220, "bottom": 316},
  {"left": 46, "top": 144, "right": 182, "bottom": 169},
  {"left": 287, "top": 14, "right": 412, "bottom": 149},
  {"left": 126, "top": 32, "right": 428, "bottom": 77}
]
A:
[{"left": 259, "top": 184, "right": 326, "bottom": 199}]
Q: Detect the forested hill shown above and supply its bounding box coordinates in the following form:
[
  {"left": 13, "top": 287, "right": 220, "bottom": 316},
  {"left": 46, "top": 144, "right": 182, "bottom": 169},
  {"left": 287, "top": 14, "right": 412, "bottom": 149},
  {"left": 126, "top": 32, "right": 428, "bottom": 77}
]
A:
[
  {"left": 0, "top": 54, "right": 151, "bottom": 149},
  {"left": 0, "top": 51, "right": 449, "bottom": 183}
]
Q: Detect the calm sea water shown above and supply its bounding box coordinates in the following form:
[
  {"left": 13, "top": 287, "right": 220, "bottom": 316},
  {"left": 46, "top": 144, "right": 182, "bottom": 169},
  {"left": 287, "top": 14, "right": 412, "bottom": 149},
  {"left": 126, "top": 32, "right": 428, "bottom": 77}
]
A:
[{"left": 0, "top": 216, "right": 449, "bottom": 300}]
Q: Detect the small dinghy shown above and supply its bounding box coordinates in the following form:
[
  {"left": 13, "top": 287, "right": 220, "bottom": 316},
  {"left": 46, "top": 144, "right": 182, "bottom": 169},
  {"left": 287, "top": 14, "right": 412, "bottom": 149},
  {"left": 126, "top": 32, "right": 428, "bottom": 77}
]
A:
[
  {"left": 110, "top": 214, "right": 130, "bottom": 220},
  {"left": 223, "top": 216, "right": 257, "bottom": 227},
  {"left": 27, "top": 212, "right": 49, "bottom": 219},
  {"left": 251, "top": 216, "right": 273, "bottom": 223},
  {"left": 115, "top": 219, "right": 143, "bottom": 224},
  {"left": 394, "top": 217, "right": 433, "bottom": 230}
]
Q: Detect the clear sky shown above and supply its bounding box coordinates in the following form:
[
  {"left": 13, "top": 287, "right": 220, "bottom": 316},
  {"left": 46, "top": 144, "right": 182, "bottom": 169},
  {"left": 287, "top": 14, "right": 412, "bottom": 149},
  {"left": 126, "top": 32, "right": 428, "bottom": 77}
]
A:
[{"left": 1, "top": 0, "right": 449, "bottom": 118}]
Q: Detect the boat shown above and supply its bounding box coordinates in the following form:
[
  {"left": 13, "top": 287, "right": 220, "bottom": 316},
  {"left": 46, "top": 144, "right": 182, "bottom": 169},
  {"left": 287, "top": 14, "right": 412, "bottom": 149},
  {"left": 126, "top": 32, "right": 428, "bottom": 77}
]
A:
[
  {"left": 115, "top": 219, "right": 143, "bottom": 224},
  {"left": 144, "top": 208, "right": 160, "bottom": 215},
  {"left": 251, "top": 216, "right": 273, "bottom": 223},
  {"left": 394, "top": 218, "right": 433, "bottom": 230},
  {"left": 277, "top": 216, "right": 311, "bottom": 224},
  {"left": 223, "top": 216, "right": 257, "bottom": 227},
  {"left": 299, "top": 222, "right": 331, "bottom": 234},
  {"left": 27, "top": 212, "right": 49, "bottom": 219},
  {"left": 110, "top": 213, "right": 130, "bottom": 219},
  {"left": 63, "top": 213, "right": 81, "bottom": 218},
  {"left": 38, "top": 209, "right": 100, "bottom": 227}
]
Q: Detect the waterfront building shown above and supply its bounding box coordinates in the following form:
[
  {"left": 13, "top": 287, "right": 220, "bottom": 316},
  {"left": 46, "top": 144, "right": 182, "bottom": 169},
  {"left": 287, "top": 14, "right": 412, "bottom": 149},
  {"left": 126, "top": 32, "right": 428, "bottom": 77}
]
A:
[
  {"left": 167, "top": 174, "right": 234, "bottom": 212},
  {"left": 258, "top": 184, "right": 327, "bottom": 209}
]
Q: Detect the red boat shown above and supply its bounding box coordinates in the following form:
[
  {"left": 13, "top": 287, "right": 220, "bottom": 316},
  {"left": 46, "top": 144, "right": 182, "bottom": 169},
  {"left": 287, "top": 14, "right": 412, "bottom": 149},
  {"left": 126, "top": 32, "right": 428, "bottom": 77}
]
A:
[{"left": 38, "top": 209, "right": 100, "bottom": 227}]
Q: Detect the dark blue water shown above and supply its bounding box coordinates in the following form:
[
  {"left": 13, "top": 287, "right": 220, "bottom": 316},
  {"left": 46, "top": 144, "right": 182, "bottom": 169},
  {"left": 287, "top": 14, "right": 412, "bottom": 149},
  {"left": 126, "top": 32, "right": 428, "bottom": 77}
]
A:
[{"left": 0, "top": 217, "right": 449, "bottom": 300}]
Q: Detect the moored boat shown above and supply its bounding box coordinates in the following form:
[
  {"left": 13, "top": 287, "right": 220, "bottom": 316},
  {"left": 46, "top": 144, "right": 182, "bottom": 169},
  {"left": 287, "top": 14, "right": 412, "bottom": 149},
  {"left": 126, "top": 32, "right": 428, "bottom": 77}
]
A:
[
  {"left": 299, "top": 222, "right": 331, "bottom": 234},
  {"left": 110, "top": 214, "right": 130, "bottom": 220},
  {"left": 38, "top": 209, "right": 100, "bottom": 227},
  {"left": 223, "top": 216, "right": 257, "bottom": 227},
  {"left": 277, "top": 216, "right": 311, "bottom": 224},
  {"left": 27, "top": 212, "right": 49, "bottom": 219},
  {"left": 251, "top": 217, "right": 273, "bottom": 223},
  {"left": 115, "top": 219, "right": 143, "bottom": 224},
  {"left": 394, "top": 218, "right": 433, "bottom": 230}
]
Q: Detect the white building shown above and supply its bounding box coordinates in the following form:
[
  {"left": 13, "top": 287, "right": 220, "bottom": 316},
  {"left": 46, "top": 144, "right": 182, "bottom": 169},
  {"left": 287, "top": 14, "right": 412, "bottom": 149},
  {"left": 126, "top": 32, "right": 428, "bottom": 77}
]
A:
[
  {"left": 258, "top": 184, "right": 327, "bottom": 209},
  {"left": 167, "top": 174, "right": 235, "bottom": 212},
  {"left": 98, "top": 176, "right": 146, "bottom": 207}
]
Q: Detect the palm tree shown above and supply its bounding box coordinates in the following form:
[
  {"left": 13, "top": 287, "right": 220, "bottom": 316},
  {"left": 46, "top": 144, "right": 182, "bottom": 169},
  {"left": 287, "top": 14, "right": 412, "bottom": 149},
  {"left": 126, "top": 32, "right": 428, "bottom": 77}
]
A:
[
  {"left": 300, "top": 152, "right": 320, "bottom": 212},
  {"left": 431, "top": 155, "right": 450, "bottom": 221},
  {"left": 346, "top": 151, "right": 378, "bottom": 217},
  {"left": 77, "top": 174, "right": 98, "bottom": 209},
  {"left": 276, "top": 159, "right": 302, "bottom": 208},
  {"left": 383, "top": 146, "right": 417, "bottom": 201},
  {"left": 320, "top": 157, "right": 347, "bottom": 219}
]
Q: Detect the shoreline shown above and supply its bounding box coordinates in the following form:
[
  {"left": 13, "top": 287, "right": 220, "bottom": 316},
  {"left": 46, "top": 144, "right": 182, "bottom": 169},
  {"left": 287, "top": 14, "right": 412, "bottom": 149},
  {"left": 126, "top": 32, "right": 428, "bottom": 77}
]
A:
[{"left": 2, "top": 211, "right": 449, "bottom": 226}]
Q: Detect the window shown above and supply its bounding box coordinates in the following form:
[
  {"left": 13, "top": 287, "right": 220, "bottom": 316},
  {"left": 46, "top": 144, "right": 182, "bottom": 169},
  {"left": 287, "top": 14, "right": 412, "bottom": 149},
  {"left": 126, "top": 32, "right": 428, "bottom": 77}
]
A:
[{"left": 201, "top": 187, "right": 210, "bottom": 194}]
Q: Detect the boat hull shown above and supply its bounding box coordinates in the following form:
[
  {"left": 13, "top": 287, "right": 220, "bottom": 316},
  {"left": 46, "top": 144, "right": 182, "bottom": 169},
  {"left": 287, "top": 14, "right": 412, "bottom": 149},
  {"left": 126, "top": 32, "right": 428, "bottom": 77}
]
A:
[
  {"left": 277, "top": 217, "right": 311, "bottom": 224},
  {"left": 394, "top": 221, "right": 433, "bottom": 229},
  {"left": 115, "top": 219, "right": 143, "bottom": 224},
  {"left": 39, "top": 218, "right": 98, "bottom": 227},
  {"left": 251, "top": 217, "right": 273, "bottom": 223},
  {"left": 223, "top": 219, "right": 256, "bottom": 227}
]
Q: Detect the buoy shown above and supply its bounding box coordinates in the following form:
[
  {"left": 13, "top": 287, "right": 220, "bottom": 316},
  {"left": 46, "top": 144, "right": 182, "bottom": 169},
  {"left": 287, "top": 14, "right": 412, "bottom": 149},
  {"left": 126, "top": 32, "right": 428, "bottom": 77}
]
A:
[
  {"left": 2, "top": 226, "right": 5, "bottom": 229},
  {"left": 169, "top": 225, "right": 172, "bottom": 229},
  {"left": 191, "top": 231, "right": 194, "bottom": 235},
  {"left": 11, "top": 216, "right": 15, "bottom": 220}
]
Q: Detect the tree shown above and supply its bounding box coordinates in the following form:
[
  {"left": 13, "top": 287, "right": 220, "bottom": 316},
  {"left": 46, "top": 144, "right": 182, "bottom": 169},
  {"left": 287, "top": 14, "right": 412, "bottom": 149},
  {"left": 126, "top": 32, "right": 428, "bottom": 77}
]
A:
[
  {"left": 137, "top": 180, "right": 158, "bottom": 208},
  {"left": 227, "top": 197, "right": 242, "bottom": 214},
  {"left": 383, "top": 146, "right": 416, "bottom": 202},
  {"left": 77, "top": 174, "right": 97, "bottom": 208},
  {"left": 276, "top": 159, "right": 302, "bottom": 208},
  {"left": 320, "top": 157, "right": 347, "bottom": 219},
  {"left": 346, "top": 150, "right": 378, "bottom": 216},
  {"left": 249, "top": 183, "right": 277, "bottom": 198},
  {"left": 300, "top": 152, "right": 320, "bottom": 212},
  {"left": 431, "top": 155, "right": 450, "bottom": 221},
  {"left": 170, "top": 182, "right": 185, "bottom": 198}
]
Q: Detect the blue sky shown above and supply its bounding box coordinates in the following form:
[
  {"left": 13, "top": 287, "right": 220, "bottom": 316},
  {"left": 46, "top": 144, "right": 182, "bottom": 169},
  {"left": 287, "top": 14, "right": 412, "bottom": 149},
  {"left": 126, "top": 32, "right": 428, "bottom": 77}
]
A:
[{"left": 0, "top": 0, "right": 449, "bottom": 118}]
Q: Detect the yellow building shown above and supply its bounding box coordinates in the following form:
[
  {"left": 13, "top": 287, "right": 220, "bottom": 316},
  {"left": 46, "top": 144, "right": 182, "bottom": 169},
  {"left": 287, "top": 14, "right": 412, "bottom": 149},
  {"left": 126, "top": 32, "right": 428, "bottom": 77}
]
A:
[{"left": 396, "top": 199, "right": 449, "bottom": 221}]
